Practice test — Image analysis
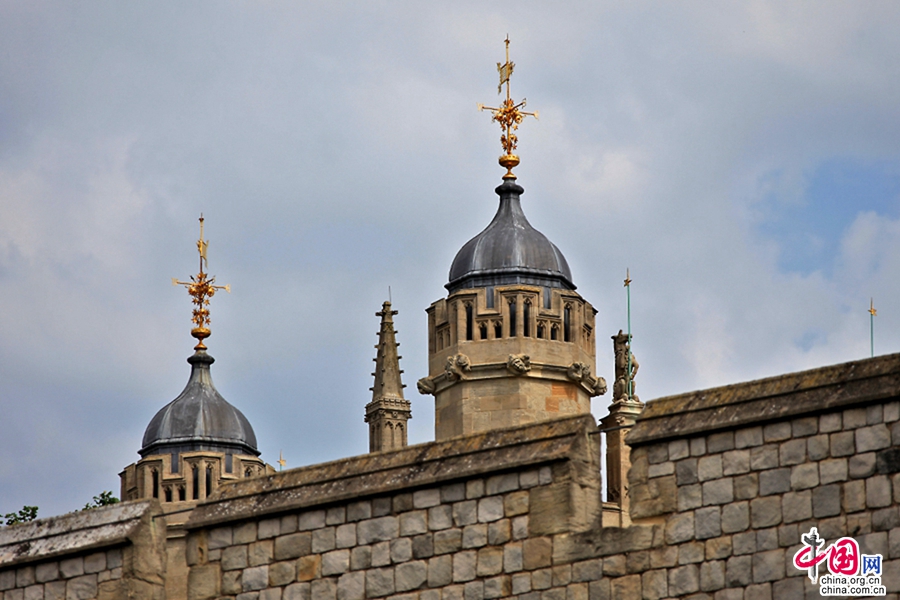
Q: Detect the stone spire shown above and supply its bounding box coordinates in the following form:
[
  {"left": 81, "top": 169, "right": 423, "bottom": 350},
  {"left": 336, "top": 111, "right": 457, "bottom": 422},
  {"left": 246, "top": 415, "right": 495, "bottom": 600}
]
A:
[{"left": 365, "top": 301, "right": 412, "bottom": 452}]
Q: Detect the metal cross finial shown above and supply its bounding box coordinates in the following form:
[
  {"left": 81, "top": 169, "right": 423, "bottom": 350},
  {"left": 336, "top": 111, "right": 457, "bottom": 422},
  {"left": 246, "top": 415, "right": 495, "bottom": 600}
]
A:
[
  {"left": 173, "top": 215, "right": 231, "bottom": 350},
  {"left": 869, "top": 297, "right": 877, "bottom": 358},
  {"left": 477, "top": 37, "right": 538, "bottom": 178}
]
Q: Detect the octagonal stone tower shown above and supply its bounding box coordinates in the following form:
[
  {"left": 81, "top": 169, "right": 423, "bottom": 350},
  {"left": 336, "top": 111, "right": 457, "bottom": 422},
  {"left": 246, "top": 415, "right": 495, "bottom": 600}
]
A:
[{"left": 418, "top": 176, "right": 606, "bottom": 440}]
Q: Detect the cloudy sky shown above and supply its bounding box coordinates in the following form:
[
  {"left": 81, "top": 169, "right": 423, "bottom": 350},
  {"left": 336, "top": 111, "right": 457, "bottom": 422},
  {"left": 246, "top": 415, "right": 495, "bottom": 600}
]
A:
[{"left": 2, "top": 2, "right": 900, "bottom": 518}]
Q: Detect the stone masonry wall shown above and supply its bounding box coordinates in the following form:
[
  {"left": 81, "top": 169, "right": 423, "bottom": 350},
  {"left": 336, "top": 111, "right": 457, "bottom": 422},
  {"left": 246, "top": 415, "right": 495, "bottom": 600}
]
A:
[{"left": 0, "top": 500, "right": 167, "bottom": 600}]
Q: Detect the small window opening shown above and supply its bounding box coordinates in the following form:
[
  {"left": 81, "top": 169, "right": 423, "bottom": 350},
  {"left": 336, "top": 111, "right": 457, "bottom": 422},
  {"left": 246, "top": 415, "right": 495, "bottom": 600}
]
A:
[
  {"left": 486, "top": 286, "right": 495, "bottom": 308},
  {"left": 151, "top": 470, "right": 159, "bottom": 499},
  {"left": 192, "top": 465, "right": 199, "bottom": 500},
  {"left": 508, "top": 299, "right": 517, "bottom": 337},
  {"left": 494, "top": 322, "right": 502, "bottom": 339},
  {"left": 523, "top": 301, "right": 531, "bottom": 337},
  {"left": 178, "top": 486, "right": 186, "bottom": 501},
  {"left": 544, "top": 287, "right": 552, "bottom": 309},
  {"left": 564, "top": 306, "right": 572, "bottom": 342},
  {"left": 479, "top": 323, "right": 488, "bottom": 340},
  {"left": 465, "top": 304, "right": 473, "bottom": 341},
  {"left": 245, "top": 468, "right": 253, "bottom": 478},
  {"left": 537, "top": 323, "right": 545, "bottom": 339},
  {"left": 171, "top": 452, "right": 179, "bottom": 473},
  {"left": 225, "top": 454, "right": 233, "bottom": 473},
  {"left": 164, "top": 487, "right": 172, "bottom": 503},
  {"left": 551, "top": 325, "right": 558, "bottom": 341},
  {"left": 205, "top": 465, "right": 213, "bottom": 498}
]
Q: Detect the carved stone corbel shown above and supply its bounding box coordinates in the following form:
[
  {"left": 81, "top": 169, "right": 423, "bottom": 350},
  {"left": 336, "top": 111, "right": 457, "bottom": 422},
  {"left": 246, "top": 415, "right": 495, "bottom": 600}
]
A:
[
  {"left": 567, "top": 361, "right": 607, "bottom": 397},
  {"left": 444, "top": 354, "right": 471, "bottom": 381},
  {"left": 506, "top": 354, "right": 531, "bottom": 376},
  {"left": 416, "top": 376, "right": 436, "bottom": 395}
]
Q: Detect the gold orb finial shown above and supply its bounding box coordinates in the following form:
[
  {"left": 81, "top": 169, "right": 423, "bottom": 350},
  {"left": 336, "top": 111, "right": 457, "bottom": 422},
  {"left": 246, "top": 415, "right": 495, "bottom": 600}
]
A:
[
  {"left": 478, "top": 36, "right": 538, "bottom": 178},
  {"left": 172, "top": 215, "right": 231, "bottom": 350}
]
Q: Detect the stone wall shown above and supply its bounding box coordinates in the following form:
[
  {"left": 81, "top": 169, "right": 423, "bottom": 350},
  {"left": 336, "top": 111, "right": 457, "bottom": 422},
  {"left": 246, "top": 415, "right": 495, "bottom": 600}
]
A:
[
  {"left": 182, "top": 353, "right": 900, "bottom": 600},
  {"left": 0, "top": 500, "right": 167, "bottom": 600}
]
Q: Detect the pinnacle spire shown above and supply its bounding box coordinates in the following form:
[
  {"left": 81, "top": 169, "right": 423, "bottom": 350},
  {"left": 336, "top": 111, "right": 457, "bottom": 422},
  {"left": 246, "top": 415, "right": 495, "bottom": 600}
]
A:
[{"left": 365, "top": 300, "right": 412, "bottom": 452}]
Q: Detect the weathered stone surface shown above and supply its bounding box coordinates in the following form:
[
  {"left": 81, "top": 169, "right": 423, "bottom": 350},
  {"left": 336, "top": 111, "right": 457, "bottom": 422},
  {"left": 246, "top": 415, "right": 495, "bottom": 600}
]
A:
[
  {"left": 311, "top": 576, "right": 337, "bottom": 600},
  {"left": 695, "top": 507, "right": 721, "bottom": 540},
  {"left": 322, "top": 550, "right": 350, "bottom": 576},
  {"left": 428, "top": 506, "right": 453, "bottom": 531},
  {"left": 750, "top": 497, "right": 782, "bottom": 529},
  {"left": 781, "top": 491, "right": 812, "bottom": 523},
  {"left": 270, "top": 560, "right": 296, "bottom": 586},
  {"left": 337, "top": 571, "right": 365, "bottom": 600},
  {"left": 721, "top": 502, "right": 749, "bottom": 534},
  {"left": 750, "top": 446, "right": 778, "bottom": 471},
  {"left": 452, "top": 501, "right": 478, "bottom": 527},
  {"left": 276, "top": 532, "right": 312, "bottom": 560},
  {"left": 452, "top": 551, "right": 476, "bottom": 582},
  {"left": 476, "top": 547, "right": 504, "bottom": 577},
  {"left": 668, "top": 564, "right": 699, "bottom": 596},
  {"left": 523, "top": 537, "right": 552, "bottom": 570},
  {"left": 428, "top": 555, "right": 453, "bottom": 588},
  {"left": 666, "top": 512, "right": 694, "bottom": 544},
  {"left": 812, "top": 485, "right": 842, "bottom": 518},
  {"left": 850, "top": 453, "right": 877, "bottom": 479},
  {"left": 434, "top": 529, "right": 462, "bottom": 555},
  {"left": 702, "top": 479, "right": 734, "bottom": 506},
  {"left": 357, "top": 517, "right": 399, "bottom": 545},
  {"left": 366, "top": 567, "right": 395, "bottom": 598},
  {"left": 751, "top": 549, "right": 784, "bottom": 582},
  {"left": 395, "top": 561, "right": 428, "bottom": 591},
  {"left": 758, "top": 468, "right": 790, "bottom": 496},
  {"left": 461, "top": 524, "right": 487, "bottom": 549}
]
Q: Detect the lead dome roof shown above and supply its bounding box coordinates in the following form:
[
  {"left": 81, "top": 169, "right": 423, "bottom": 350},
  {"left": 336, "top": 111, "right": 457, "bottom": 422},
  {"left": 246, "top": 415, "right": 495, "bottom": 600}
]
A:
[
  {"left": 140, "top": 350, "right": 259, "bottom": 458},
  {"left": 447, "top": 178, "right": 575, "bottom": 293}
]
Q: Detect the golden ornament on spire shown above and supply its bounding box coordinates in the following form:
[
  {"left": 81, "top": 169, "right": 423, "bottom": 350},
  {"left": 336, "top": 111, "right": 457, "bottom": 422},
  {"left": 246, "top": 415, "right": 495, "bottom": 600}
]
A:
[
  {"left": 173, "top": 215, "right": 231, "bottom": 350},
  {"left": 477, "top": 36, "right": 538, "bottom": 179},
  {"left": 869, "top": 298, "right": 877, "bottom": 317}
]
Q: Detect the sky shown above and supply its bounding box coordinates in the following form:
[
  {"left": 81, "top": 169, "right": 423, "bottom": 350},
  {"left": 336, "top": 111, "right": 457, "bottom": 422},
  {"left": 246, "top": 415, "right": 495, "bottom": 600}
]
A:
[{"left": 2, "top": 1, "right": 900, "bottom": 518}]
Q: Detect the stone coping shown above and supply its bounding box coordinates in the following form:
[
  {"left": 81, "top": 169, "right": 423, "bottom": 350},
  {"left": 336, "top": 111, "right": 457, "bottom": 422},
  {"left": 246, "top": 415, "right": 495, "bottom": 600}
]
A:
[
  {"left": 0, "top": 500, "right": 159, "bottom": 569},
  {"left": 628, "top": 353, "right": 900, "bottom": 446},
  {"left": 186, "top": 414, "right": 598, "bottom": 530}
]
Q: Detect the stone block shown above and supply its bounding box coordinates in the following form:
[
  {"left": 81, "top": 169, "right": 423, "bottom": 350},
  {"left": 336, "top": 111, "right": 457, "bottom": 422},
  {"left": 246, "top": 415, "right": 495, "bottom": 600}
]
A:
[
  {"left": 512, "top": 516, "right": 528, "bottom": 540},
  {"left": 323, "top": 550, "right": 351, "bottom": 576},
  {"left": 503, "top": 543, "right": 523, "bottom": 573},
  {"left": 444, "top": 584, "right": 465, "bottom": 600},
  {"left": 666, "top": 511, "right": 695, "bottom": 544},
  {"left": 702, "top": 478, "right": 734, "bottom": 506},
  {"left": 678, "top": 541, "right": 705, "bottom": 564},
  {"left": 223, "top": 545, "right": 249, "bottom": 571},
  {"left": 778, "top": 523, "right": 799, "bottom": 547},
  {"left": 669, "top": 439, "right": 690, "bottom": 460},
  {"left": 792, "top": 416, "right": 818, "bottom": 437},
  {"left": 476, "top": 547, "right": 504, "bottom": 577},
  {"left": 700, "top": 560, "right": 724, "bottom": 592},
  {"left": 602, "top": 555, "right": 626, "bottom": 577},
  {"left": 850, "top": 453, "right": 877, "bottom": 479},
  {"left": 298, "top": 510, "right": 326, "bottom": 531},
  {"left": 668, "top": 564, "right": 699, "bottom": 596},
  {"left": 733, "top": 473, "right": 758, "bottom": 500},
  {"left": 872, "top": 507, "right": 900, "bottom": 532},
  {"left": 187, "top": 563, "right": 220, "bottom": 600},
  {"left": 868, "top": 475, "right": 893, "bottom": 508},
  {"left": 649, "top": 545, "right": 678, "bottom": 569},
  {"left": 725, "top": 555, "right": 752, "bottom": 587},
  {"left": 790, "top": 464, "right": 819, "bottom": 490},
  {"left": 512, "top": 572, "right": 532, "bottom": 594},
  {"left": 857, "top": 424, "right": 891, "bottom": 452},
  {"left": 400, "top": 511, "right": 428, "bottom": 536},
  {"left": 453, "top": 501, "right": 478, "bottom": 527},
  {"left": 372, "top": 541, "right": 391, "bottom": 566},
  {"left": 59, "top": 557, "right": 84, "bottom": 578},
  {"left": 750, "top": 496, "right": 782, "bottom": 528},
  {"left": 886, "top": 401, "right": 900, "bottom": 422},
  {"left": 464, "top": 580, "right": 484, "bottom": 600},
  {"left": 281, "top": 514, "right": 299, "bottom": 534},
  {"left": 749, "top": 445, "right": 778, "bottom": 471},
  {"left": 395, "top": 561, "right": 428, "bottom": 592},
  {"left": 807, "top": 435, "right": 829, "bottom": 461},
  {"left": 733, "top": 426, "right": 762, "bottom": 449},
  {"left": 641, "top": 569, "right": 667, "bottom": 600},
  {"left": 312, "top": 577, "right": 337, "bottom": 600},
  {"left": 414, "top": 489, "right": 442, "bottom": 509},
  {"left": 434, "top": 529, "right": 462, "bottom": 554},
  {"left": 647, "top": 442, "right": 669, "bottom": 464},
  {"left": 466, "top": 479, "right": 485, "bottom": 499},
  {"left": 350, "top": 546, "right": 371, "bottom": 571},
  {"left": 477, "top": 497, "right": 504, "bottom": 523},
  {"left": 678, "top": 484, "right": 702, "bottom": 511},
  {"left": 504, "top": 491, "right": 529, "bottom": 516},
  {"left": 242, "top": 565, "right": 269, "bottom": 592},
  {"left": 695, "top": 507, "right": 721, "bottom": 540},
  {"left": 698, "top": 456, "right": 723, "bottom": 482},
  {"left": 488, "top": 520, "right": 510, "bottom": 546},
  {"left": 676, "top": 459, "right": 699, "bottom": 485},
  {"left": 259, "top": 518, "right": 281, "bottom": 540},
  {"left": 440, "top": 483, "right": 466, "bottom": 503},
  {"left": 391, "top": 537, "right": 413, "bottom": 563},
  {"left": 34, "top": 563, "right": 58, "bottom": 584},
  {"left": 297, "top": 555, "right": 321, "bottom": 582},
  {"left": 313, "top": 527, "right": 336, "bottom": 554},
  {"left": 484, "top": 575, "right": 511, "bottom": 599},
  {"left": 708, "top": 432, "right": 735, "bottom": 453},
  {"left": 758, "top": 468, "right": 790, "bottom": 496},
  {"left": 337, "top": 572, "right": 365, "bottom": 600},
  {"left": 427, "top": 555, "right": 452, "bottom": 587},
  {"left": 781, "top": 491, "right": 812, "bottom": 523},
  {"left": 830, "top": 431, "right": 855, "bottom": 457},
  {"left": 523, "top": 537, "right": 553, "bottom": 570},
  {"left": 462, "top": 524, "right": 487, "bottom": 549},
  {"left": 819, "top": 412, "right": 842, "bottom": 432},
  {"left": 844, "top": 407, "right": 867, "bottom": 429},
  {"left": 357, "top": 517, "right": 399, "bottom": 545},
  {"left": 868, "top": 403, "right": 884, "bottom": 424},
  {"left": 326, "top": 506, "right": 346, "bottom": 526},
  {"left": 84, "top": 552, "right": 105, "bottom": 574},
  {"left": 755, "top": 527, "right": 778, "bottom": 551},
  {"left": 751, "top": 549, "right": 784, "bottom": 582},
  {"left": 722, "top": 450, "right": 750, "bottom": 476},
  {"left": 453, "top": 551, "right": 477, "bottom": 582},
  {"left": 706, "top": 536, "right": 733, "bottom": 560},
  {"left": 571, "top": 559, "right": 602, "bottom": 583},
  {"left": 346, "top": 501, "right": 372, "bottom": 523},
  {"left": 609, "top": 574, "right": 640, "bottom": 600},
  {"left": 249, "top": 540, "right": 274, "bottom": 566},
  {"left": 412, "top": 534, "right": 434, "bottom": 559},
  {"left": 270, "top": 560, "right": 296, "bottom": 586},
  {"left": 732, "top": 531, "right": 756, "bottom": 555},
  {"left": 818, "top": 515, "right": 846, "bottom": 540},
  {"left": 366, "top": 567, "right": 395, "bottom": 598},
  {"left": 105, "top": 549, "right": 122, "bottom": 570},
  {"left": 336, "top": 524, "right": 357, "bottom": 549},
  {"left": 721, "top": 501, "right": 749, "bottom": 534},
  {"left": 373, "top": 497, "right": 392, "bottom": 517},
  {"left": 532, "top": 568, "right": 552, "bottom": 589},
  {"left": 819, "top": 458, "right": 848, "bottom": 484},
  {"left": 812, "top": 484, "right": 842, "bottom": 518},
  {"left": 486, "top": 473, "right": 520, "bottom": 495},
  {"left": 744, "top": 583, "right": 772, "bottom": 600},
  {"left": 763, "top": 422, "right": 791, "bottom": 442},
  {"left": 428, "top": 505, "right": 453, "bottom": 531},
  {"left": 690, "top": 437, "right": 707, "bottom": 456},
  {"left": 778, "top": 439, "right": 806, "bottom": 466}
]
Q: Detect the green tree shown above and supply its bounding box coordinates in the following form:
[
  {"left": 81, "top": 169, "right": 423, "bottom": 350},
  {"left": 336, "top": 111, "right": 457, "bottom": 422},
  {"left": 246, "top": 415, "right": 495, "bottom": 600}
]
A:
[
  {"left": 82, "top": 491, "right": 120, "bottom": 511},
  {"left": 4, "top": 505, "right": 38, "bottom": 526}
]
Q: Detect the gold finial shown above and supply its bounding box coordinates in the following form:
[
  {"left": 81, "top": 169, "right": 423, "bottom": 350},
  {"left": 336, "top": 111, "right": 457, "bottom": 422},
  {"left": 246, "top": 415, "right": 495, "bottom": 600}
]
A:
[
  {"left": 478, "top": 36, "right": 538, "bottom": 179},
  {"left": 173, "top": 215, "right": 231, "bottom": 350},
  {"left": 869, "top": 298, "right": 877, "bottom": 317},
  {"left": 278, "top": 450, "right": 286, "bottom": 471},
  {"left": 624, "top": 268, "right": 632, "bottom": 287}
]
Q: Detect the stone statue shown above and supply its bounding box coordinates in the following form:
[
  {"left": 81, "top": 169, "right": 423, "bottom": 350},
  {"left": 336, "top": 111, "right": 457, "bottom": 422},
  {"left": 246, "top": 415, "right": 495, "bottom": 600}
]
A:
[
  {"left": 612, "top": 329, "right": 639, "bottom": 403},
  {"left": 506, "top": 354, "right": 531, "bottom": 376},
  {"left": 444, "top": 354, "right": 471, "bottom": 381},
  {"left": 566, "top": 362, "right": 607, "bottom": 397}
]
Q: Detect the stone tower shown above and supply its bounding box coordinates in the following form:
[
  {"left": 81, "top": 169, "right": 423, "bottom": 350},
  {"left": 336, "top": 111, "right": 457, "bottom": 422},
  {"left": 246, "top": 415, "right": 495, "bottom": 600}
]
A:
[
  {"left": 365, "top": 300, "right": 411, "bottom": 452},
  {"left": 417, "top": 175, "right": 607, "bottom": 439}
]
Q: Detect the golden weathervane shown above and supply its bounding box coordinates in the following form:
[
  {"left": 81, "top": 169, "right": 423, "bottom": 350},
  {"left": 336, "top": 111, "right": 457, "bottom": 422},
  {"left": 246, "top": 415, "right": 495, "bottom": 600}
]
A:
[
  {"left": 478, "top": 36, "right": 538, "bottom": 179},
  {"left": 173, "top": 215, "right": 230, "bottom": 350}
]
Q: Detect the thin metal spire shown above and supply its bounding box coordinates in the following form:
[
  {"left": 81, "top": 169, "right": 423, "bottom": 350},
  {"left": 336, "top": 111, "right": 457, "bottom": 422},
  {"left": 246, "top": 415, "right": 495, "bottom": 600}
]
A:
[
  {"left": 624, "top": 268, "right": 633, "bottom": 401},
  {"left": 869, "top": 298, "right": 877, "bottom": 358}
]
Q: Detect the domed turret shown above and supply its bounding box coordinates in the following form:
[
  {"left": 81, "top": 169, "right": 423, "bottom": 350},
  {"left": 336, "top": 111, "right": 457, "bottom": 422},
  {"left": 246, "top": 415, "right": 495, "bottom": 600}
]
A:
[
  {"left": 140, "top": 350, "right": 259, "bottom": 458},
  {"left": 447, "top": 178, "right": 575, "bottom": 293}
]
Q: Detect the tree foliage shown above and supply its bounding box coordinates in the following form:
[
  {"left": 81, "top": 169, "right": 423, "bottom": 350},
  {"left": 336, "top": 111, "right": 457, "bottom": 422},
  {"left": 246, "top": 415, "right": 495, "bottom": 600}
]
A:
[
  {"left": 4, "top": 505, "right": 38, "bottom": 526},
  {"left": 82, "top": 491, "right": 120, "bottom": 511}
]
